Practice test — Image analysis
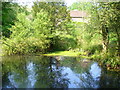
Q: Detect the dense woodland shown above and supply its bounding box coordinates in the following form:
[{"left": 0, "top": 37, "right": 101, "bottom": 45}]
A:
[{"left": 1, "top": 1, "right": 120, "bottom": 70}]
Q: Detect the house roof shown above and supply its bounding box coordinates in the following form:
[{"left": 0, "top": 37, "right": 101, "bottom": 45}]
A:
[{"left": 70, "top": 10, "right": 87, "bottom": 18}]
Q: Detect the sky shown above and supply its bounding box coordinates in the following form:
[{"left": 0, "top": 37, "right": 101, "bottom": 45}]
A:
[
  {"left": 16, "top": 0, "right": 118, "bottom": 8},
  {"left": 14, "top": 0, "right": 77, "bottom": 7},
  {"left": 65, "top": 0, "right": 77, "bottom": 6}
]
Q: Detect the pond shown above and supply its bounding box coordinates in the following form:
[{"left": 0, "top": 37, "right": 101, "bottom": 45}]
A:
[{"left": 1, "top": 55, "right": 120, "bottom": 88}]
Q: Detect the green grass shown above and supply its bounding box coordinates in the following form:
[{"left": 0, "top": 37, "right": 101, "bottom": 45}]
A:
[{"left": 42, "top": 51, "right": 81, "bottom": 57}]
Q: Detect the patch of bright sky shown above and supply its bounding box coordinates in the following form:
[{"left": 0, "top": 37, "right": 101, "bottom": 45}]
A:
[
  {"left": 65, "top": 0, "right": 77, "bottom": 6},
  {"left": 14, "top": 0, "right": 77, "bottom": 7}
]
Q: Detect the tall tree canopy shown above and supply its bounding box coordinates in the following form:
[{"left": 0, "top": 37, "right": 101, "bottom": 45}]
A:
[
  {"left": 90, "top": 2, "right": 120, "bottom": 56},
  {"left": 32, "top": 1, "right": 76, "bottom": 50},
  {"left": 2, "top": 2, "right": 29, "bottom": 38},
  {"left": 32, "top": 2, "right": 71, "bottom": 34},
  {"left": 2, "top": 2, "right": 17, "bottom": 37},
  {"left": 68, "top": 2, "right": 93, "bottom": 11}
]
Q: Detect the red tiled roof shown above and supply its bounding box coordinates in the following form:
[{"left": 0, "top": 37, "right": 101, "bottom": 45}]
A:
[{"left": 70, "top": 10, "right": 87, "bottom": 18}]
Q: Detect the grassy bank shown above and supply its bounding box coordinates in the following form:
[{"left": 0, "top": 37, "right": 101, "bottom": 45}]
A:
[
  {"left": 42, "top": 50, "right": 91, "bottom": 59},
  {"left": 43, "top": 51, "right": 80, "bottom": 57}
]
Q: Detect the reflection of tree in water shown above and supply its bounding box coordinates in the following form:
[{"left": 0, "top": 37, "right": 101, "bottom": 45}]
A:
[
  {"left": 2, "top": 56, "right": 70, "bottom": 88},
  {"left": 76, "top": 63, "right": 101, "bottom": 88},
  {"left": 60, "top": 57, "right": 92, "bottom": 74},
  {"left": 34, "top": 56, "right": 70, "bottom": 88},
  {"left": 2, "top": 56, "right": 28, "bottom": 88},
  {"left": 3, "top": 56, "right": 119, "bottom": 88},
  {"left": 0, "top": 61, "right": 2, "bottom": 89},
  {"left": 99, "top": 70, "right": 120, "bottom": 88},
  {"left": 58, "top": 56, "right": 97, "bottom": 88},
  {"left": 76, "top": 62, "right": 120, "bottom": 88},
  {"left": 77, "top": 72, "right": 99, "bottom": 88}
]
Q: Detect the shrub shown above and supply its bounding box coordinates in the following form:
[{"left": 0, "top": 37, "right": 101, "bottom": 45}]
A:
[
  {"left": 2, "top": 10, "right": 51, "bottom": 55},
  {"left": 52, "top": 34, "right": 77, "bottom": 51}
]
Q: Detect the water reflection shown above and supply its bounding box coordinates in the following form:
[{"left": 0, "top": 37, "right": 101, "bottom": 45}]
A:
[
  {"left": 77, "top": 63, "right": 101, "bottom": 88},
  {"left": 27, "top": 62, "right": 36, "bottom": 88},
  {"left": 2, "top": 56, "right": 120, "bottom": 88},
  {"left": 90, "top": 62, "right": 101, "bottom": 80},
  {"left": 61, "top": 67, "right": 80, "bottom": 88}
]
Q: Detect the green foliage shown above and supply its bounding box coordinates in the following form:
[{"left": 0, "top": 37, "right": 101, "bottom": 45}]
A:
[
  {"left": 2, "top": 2, "right": 17, "bottom": 37},
  {"left": 32, "top": 1, "right": 75, "bottom": 50},
  {"left": 68, "top": 2, "right": 93, "bottom": 11},
  {"left": 90, "top": 2, "right": 120, "bottom": 54},
  {"left": 69, "top": 2, "right": 120, "bottom": 70},
  {"left": 2, "top": 1, "right": 76, "bottom": 55},
  {"left": 74, "top": 21, "right": 103, "bottom": 54},
  {"left": 32, "top": 2, "right": 71, "bottom": 33},
  {"left": 52, "top": 34, "right": 77, "bottom": 51},
  {"left": 90, "top": 2, "right": 120, "bottom": 70},
  {"left": 2, "top": 10, "right": 51, "bottom": 55},
  {"left": 87, "top": 44, "right": 103, "bottom": 54},
  {"left": 2, "top": 1, "right": 119, "bottom": 71},
  {"left": 2, "top": 2, "right": 30, "bottom": 38},
  {"left": 99, "top": 53, "right": 120, "bottom": 69}
]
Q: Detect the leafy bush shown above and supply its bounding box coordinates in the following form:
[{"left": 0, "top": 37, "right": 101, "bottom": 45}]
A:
[
  {"left": 87, "top": 44, "right": 103, "bottom": 54},
  {"left": 2, "top": 10, "right": 51, "bottom": 55},
  {"left": 52, "top": 34, "right": 77, "bottom": 51}
]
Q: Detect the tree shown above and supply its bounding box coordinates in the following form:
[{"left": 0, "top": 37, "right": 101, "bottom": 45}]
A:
[
  {"left": 68, "top": 2, "right": 93, "bottom": 11},
  {"left": 0, "top": 1, "right": 2, "bottom": 37},
  {"left": 107, "top": 2, "right": 120, "bottom": 56},
  {"left": 90, "top": 2, "right": 120, "bottom": 55},
  {"left": 2, "top": 2, "right": 17, "bottom": 37},
  {"left": 2, "top": 10, "right": 51, "bottom": 55},
  {"left": 32, "top": 1, "right": 74, "bottom": 50},
  {"left": 2, "top": 2, "right": 29, "bottom": 38}
]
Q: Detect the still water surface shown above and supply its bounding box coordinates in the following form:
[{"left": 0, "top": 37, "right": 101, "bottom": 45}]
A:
[{"left": 2, "top": 56, "right": 120, "bottom": 88}]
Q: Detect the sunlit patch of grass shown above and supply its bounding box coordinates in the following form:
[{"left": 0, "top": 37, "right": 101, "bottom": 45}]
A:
[{"left": 42, "top": 51, "right": 81, "bottom": 57}]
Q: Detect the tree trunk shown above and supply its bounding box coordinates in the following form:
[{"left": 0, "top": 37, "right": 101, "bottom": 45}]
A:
[
  {"left": 101, "top": 25, "right": 109, "bottom": 53},
  {"left": 117, "top": 38, "right": 120, "bottom": 56},
  {"left": 115, "top": 28, "right": 120, "bottom": 56}
]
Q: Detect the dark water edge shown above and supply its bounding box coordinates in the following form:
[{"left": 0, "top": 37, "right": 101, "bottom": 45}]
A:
[{"left": 1, "top": 55, "right": 120, "bottom": 88}]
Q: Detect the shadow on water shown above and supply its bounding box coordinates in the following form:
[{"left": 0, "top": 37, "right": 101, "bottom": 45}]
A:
[{"left": 2, "top": 55, "right": 120, "bottom": 88}]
